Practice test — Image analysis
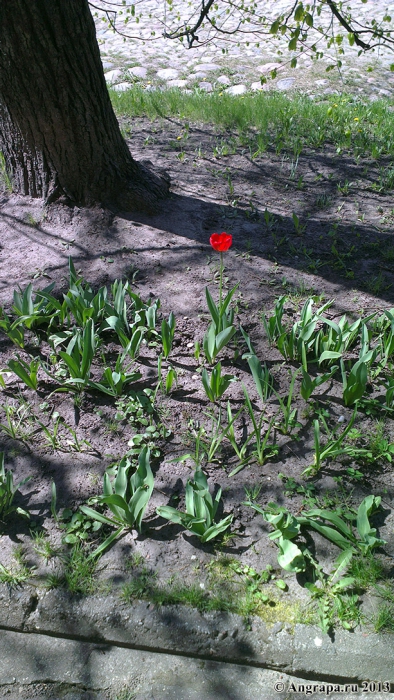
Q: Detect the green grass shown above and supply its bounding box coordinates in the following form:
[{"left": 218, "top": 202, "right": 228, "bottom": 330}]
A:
[
  {"left": 0, "top": 546, "right": 33, "bottom": 585},
  {"left": 373, "top": 603, "right": 394, "bottom": 632},
  {"left": 63, "top": 544, "right": 99, "bottom": 594},
  {"left": 111, "top": 688, "right": 136, "bottom": 700},
  {"left": 31, "top": 529, "right": 60, "bottom": 562},
  {"left": 0, "top": 151, "right": 12, "bottom": 193},
  {"left": 120, "top": 554, "right": 301, "bottom": 625},
  {"left": 110, "top": 87, "right": 394, "bottom": 161},
  {"left": 44, "top": 543, "right": 102, "bottom": 595},
  {"left": 347, "top": 553, "right": 394, "bottom": 633},
  {"left": 348, "top": 552, "right": 386, "bottom": 588}
]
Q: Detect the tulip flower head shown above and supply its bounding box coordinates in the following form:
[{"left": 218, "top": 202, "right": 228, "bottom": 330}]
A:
[{"left": 210, "top": 232, "right": 233, "bottom": 252}]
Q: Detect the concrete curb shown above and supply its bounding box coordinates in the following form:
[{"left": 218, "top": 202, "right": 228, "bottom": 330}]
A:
[{"left": 0, "top": 585, "right": 393, "bottom": 685}]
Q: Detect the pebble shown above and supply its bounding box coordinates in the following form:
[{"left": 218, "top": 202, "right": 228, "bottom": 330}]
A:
[
  {"left": 216, "top": 75, "right": 231, "bottom": 85},
  {"left": 157, "top": 68, "right": 179, "bottom": 80},
  {"left": 128, "top": 66, "right": 148, "bottom": 79},
  {"left": 258, "top": 62, "right": 283, "bottom": 74},
  {"left": 93, "top": 0, "right": 394, "bottom": 99},
  {"left": 104, "top": 68, "right": 122, "bottom": 84},
  {"left": 225, "top": 84, "right": 247, "bottom": 95},
  {"left": 251, "top": 81, "right": 265, "bottom": 91},
  {"left": 167, "top": 79, "right": 189, "bottom": 88},
  {"left": 112, "top": 82, "right": 133, "bottom": 92},
  {"left": 193, "top": 63, "right": 221, "bottom": 72},
  {"left": 276, "top": 77, "right": 295, "bottom": 91}
]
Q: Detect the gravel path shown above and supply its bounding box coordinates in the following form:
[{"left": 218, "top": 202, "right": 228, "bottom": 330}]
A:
[{"left": 91, "top": 0, "right": 394, "bottom": 99}]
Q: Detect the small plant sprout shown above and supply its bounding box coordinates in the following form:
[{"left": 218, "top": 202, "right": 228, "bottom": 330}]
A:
[
  {"left": 303, "top": 407, "right": 370, "bottom": 476},
  {"left": 89, "top": 349, "right": 142, "bottom": 398},
  {"left": 161, "top": 312, "right": 176, "bottom": 358},
  {"left": 157, "top": 469, "right": 232, "bottom": 542},
  {"left": 201, "top": 362, "right": 236, "bottom": 402},
  {"left": 203, "top": 320, "right": 237, "bottom": 364},
  {"left": 0, "top": 306, "right": 25, "bottom": 348},
  {"left": 225, "top": 401, "right": 249, "bottom": 465},
  {"left": 272, "top": 368, "right": 302, "bottom": 435},
  {"left": 240, "top": 328, "right": 274, "bottom": 401},
  {"left": 0, "top": 368, "right": 12, "bottom": 389},
  {"left": 169, "top": 419, "right": 208, "bottom": 469},
  {"left": 300, "top": 365, "right": 338, "bottom": 401},
  {"left": 262, "top": 296, "right": 286, "bottom": 344},
  {"left": 7, "top": 355, "right": 40, "bottom": 391},
  {"left": 340, "top": 358, "right": 368, "bottom": 406},
  {"left": 202, "top": 405, "right": 242, "bottom": 463},
  {"left": 45, "top": 319, "right": 97, "bottom": 395},
  {"left": 229, "top": 386, "right": 278, "bottom": 475},
  {"left": 0, "top": 452, "right": 31, "bottom": 523},
  {"left": 292, "top": 212, "right": 306, "bottom": 235},
  {"left": 80, "top": 447, "right": 154, "bottom": 559},
  {"left": 263, "top": 208, "right": 276, "bottom": 231}
]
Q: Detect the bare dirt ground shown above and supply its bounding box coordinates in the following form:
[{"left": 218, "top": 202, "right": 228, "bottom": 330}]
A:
[{"left": 0, "top": 116, "right": 394, "bottom": 626}]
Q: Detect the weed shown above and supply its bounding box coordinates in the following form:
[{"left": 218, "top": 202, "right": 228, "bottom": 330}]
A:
[
  {"left": 120, "top": 555, "right": 295, "bottom": 624},
  {"left": 272, "top": 369, "right": 302, "bottom": 436},
  {"left": 246, "top": 495, "right": 385, "bottom": 632},
  {"left": 110, "top": 88, "right": 394, "bottom": 162},
  {"left": 31, "top": 530, "right": 60, "bottom": 563},
  {"left": 303, "top": 407, "right": 371, "bottom": 476},
  {"left": 292, "top": 212, "right": 306, "bottom": 235},
  {"left": 125, "top": 552, "right": 145, "bottom": 570},
  {"left": 373, "top": 603, "right": 394, "bottom": 632},
  {"left": 0, "top": 151, "right": 12, "bottom": 192},
  {"left": 59, "top": 506, "right": 103, "bottom": 546},
  {"left": 337, "top": 180, "right": 353, "bottom": 195},
  {"left": 315, "top": 193, "right": 332, "bottom": 209},
  {"left": 62, "top": 542, "right": 100, "bottom": 594},
  {"left": 0, "top": 451, "right": 31, "bottom": 523},
  {"left": 228, "top": 386, "right": 278, "bottom": 474},
  {"left": 0, "top": 546, "right": 33, "bottom": 585},
  {"left": 263, "top": 208, "right": 277, "bottom": 232},
  {"left": 0, "top": 398, "right": 37, "bottom": 442},
  {"left": 347, "top": 552, "right": 385, "bottom": 589},
  {"left": 112, "top": 687, "right": 137, "bottom": 700},
  {"left": 365, "top": 272, "right": 392, "bottom": 296},
  {"left": 25, "top": 213, "right": 39, "bottom": 228}
]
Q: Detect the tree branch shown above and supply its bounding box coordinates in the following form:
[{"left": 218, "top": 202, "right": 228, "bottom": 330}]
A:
[
  {"left": 163, "top": 0, "right": 216, "bottom": 46},
  {"left": 325, "top": 0, "right": 370, "bottom": 50}
]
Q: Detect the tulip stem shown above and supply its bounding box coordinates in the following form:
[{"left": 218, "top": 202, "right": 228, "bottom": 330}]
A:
[{"left": 219, "top": 251, "right": 223, "bottom": 312}]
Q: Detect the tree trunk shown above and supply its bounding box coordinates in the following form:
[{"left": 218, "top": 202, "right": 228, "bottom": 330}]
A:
[{"left": 0, "top": 0, "right": 170, "bottom": 211}]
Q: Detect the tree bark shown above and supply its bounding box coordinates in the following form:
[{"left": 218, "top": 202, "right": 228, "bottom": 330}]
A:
[{"left": 0, "top": 0, "right": 170, "bottom": 211}]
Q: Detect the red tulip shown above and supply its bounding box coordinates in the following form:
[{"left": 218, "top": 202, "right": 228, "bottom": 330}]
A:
[{"left": 210, "top": 232, "right": 233, "bottom": 252}]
